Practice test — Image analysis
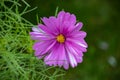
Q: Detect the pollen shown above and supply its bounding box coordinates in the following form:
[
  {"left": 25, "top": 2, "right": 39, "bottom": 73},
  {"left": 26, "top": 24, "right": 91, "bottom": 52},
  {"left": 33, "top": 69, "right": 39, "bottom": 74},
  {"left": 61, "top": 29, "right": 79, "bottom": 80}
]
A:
[{"left": 56, "top": 34, "right": 65, "bottom": 43}]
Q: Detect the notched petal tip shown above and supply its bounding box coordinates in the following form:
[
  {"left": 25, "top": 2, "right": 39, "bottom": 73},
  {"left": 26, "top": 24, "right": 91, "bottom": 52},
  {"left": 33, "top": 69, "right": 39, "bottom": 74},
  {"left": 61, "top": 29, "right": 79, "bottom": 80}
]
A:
[
  {"left": 57, "top": 11, "right": 65, "bottom": 18},
  {"left": 80, "top": 31, "right": 87, "bottom": 38},
  {"left": 58, "top": 10, "right": 65, "bottom": 14},
  {"left": 75, "top": 22, "right": 83, "bottom": 30},
  {"left": 63, "top": 63, "right": 69, "bottom": 70},
  {"left": 78, "top": 22, "right": 83, "bottom": 27}
]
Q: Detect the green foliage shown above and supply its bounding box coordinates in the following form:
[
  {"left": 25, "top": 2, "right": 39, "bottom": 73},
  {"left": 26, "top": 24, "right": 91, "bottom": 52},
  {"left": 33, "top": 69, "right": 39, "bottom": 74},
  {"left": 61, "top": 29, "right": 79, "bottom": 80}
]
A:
[{"left": 0, "top": 0, "right": 65, "bottom": 80}]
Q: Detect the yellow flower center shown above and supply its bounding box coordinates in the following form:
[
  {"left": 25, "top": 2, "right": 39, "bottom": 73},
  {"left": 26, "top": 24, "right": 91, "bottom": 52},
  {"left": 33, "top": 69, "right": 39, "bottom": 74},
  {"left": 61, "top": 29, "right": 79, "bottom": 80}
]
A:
[{"left": 56, "top": 34, "right": 65, "bottom": 43}]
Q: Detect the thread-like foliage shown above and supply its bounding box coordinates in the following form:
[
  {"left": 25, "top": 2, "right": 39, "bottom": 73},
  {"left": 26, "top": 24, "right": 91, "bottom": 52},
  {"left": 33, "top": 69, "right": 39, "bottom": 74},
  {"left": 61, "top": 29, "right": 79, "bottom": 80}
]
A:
[{"left": 0, "top": 0, "right": 65, "bottom": 80}]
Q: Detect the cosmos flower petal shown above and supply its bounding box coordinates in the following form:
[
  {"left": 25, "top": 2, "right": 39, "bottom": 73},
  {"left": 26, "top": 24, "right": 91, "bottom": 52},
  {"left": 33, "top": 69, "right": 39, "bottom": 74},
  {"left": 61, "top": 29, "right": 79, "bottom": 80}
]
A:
[
  {"left": 64, "top": 12, "right": 71, "bottom": 21},
  {"left": 45, "top": 43, "right": 68, "bottom": 68},
  {"left": 65, "top": 41, "right": 84, "bottom": 57},
  {"left": 77, "top": 31, "right": 87, "bottom": 38},
  {"left": 77, "top": 39, "right": 88, "bottom": 48},
  {"left": 68, "top": 47, "right": 83, "bottom": 63},
  {"left": 32, "top": 27, "right": 39, "bottom": 32},
  {"left": 69, "top": 14, "right": 76, "bottom": 25},
  {"left": 57, "top": 11, "right": 65, "bottom": 22},
  {"left": 57, "top": 11, "right": 66, "bottom": 32},
  {"left": 41, "top": 17, "right": 59, "bottom": 34},
  {"left": 69, "top": 31, "right": 87, "bottom": 38},
  {"left": 44, "top": 43, "right": 60, "bottom": 66},
  {"left": 59, "top": 12, "right": 76, "bottom": 25},
  {"left": 30, "top": 32, "right": 42, "bottom": 40},
  {"left": 66, "top": 48, "right": 77, "bottom": 68},
  {"left": 49, "top": 17, "right": 59, "bottom": 31},
  {"left": 33, "top": 40, "right": 56, "bottom": 57},
  {"left": 38, "top": 24, "right": 55, "bottom": 35},
  {"left": 77, "top": 57, "right": 83, "bottom": 63},
  {"left": 67, "top": 38, "right": 88, "bottom": 48},
  {"left": 66, "top": 38, "right": 87, "bottom": 53},
  {"left": 57, "top": 44, "right": 67, "bottom": 67},
  {"left": 65, "top": 42, "right": 83, "bottom": 68},
  {"left": 30, "top": 27, "right": 50, "bottom": 40},
  {"left": 63, "top": 60, "right": 69, "bottom": 69},
  {"left": 30, "top": 32, "right": 53, "bottom": 40},
  {"left": 32, "top": 27, "right": 44, "bottom": 33},
  {"left": 73, "top": 42, "right": 87, "bottom": 52},
  {"left": 74, "top": 22, "right": 83, "bottom": 30},
  {"left": 57, "top": 11, "right": 77, "bottom": 33}
]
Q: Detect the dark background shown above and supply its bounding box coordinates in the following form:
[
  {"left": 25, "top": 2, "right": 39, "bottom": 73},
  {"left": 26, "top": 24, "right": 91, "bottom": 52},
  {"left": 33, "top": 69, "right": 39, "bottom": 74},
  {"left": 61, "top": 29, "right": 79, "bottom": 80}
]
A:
[{"left": 20, "top": 0, "right": 120, "bottom": 80}]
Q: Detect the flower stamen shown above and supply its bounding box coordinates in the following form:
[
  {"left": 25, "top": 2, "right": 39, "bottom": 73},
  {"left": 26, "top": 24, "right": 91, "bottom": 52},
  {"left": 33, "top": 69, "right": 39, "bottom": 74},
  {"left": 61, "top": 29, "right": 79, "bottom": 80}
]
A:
[{"left": 56, "top": 34, "right": 65, "bottom": 43}]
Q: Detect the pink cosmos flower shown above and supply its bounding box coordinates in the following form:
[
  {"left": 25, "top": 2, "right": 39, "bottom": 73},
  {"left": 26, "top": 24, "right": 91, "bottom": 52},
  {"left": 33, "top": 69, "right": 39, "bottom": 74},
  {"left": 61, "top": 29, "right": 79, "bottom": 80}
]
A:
[{"left": 30, "top": 11, "right": 88, "bottom": 69}]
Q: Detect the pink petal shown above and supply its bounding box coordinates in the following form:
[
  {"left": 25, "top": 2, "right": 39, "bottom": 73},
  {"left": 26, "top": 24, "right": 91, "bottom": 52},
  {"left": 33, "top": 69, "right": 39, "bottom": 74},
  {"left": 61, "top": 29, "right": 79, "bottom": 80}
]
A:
[
  {"left": 41, "top": 17, "right": 59, "bottom": 35},
  {"left": 63, "top": 13, "right": 76, "bottom": 32},
  {"left": 65, "top": 42, "right": 83, "bottom": 56},
  {"left": 69, "top": 14, "right": 76, "bottom": 25},
  {"left": 66, "top": 38, "right": 87, "bottom": 52},
  {"left": 68, "top": 31, "right": 87, "bottom": 39},
  {"left": 75, "top": 22, "right": 83, "bottom": 30},
  {"left": 65, "top": 42, "right": 84, "bottom": 68},
  {"left": 57, "top": 11, "right": 77, "bottom": 33},
  {"left": 30, "top": 32, "right": 53, "bottom": 40},
  {"left": 58, "top": 11, "right": 76, "bottom": 25},
  {"left": 57, "top": 11, "right": 65, "bottom": 23},
  {"left": 44, "top": 43, "right": 69, "bottom": 69},
  {"left": 63, "top": 61, "right": 69, "bottom": 70},
  {"left": 33, "top": 40, "right": 56, "bottom": 58},
  {"left": 66, "top": 47, "right": 77, "bottom": 68},
  {"left": 32, "top": 27, "right": 44, "bottom": 32},
  {"left": 44, "top": 43, "right": 60, "bottom": 66},
  {"left": 65, "top": 42, "right": 83, "bottom": 63},
  {"left": 57, "top": 44, "right": 67, "bottom": 67},
  {"left": 67, "top": 38, "right": 88, "bottom": 48},
  {"left": 38, "top": 24, "right": 55, "bottom": 36}
]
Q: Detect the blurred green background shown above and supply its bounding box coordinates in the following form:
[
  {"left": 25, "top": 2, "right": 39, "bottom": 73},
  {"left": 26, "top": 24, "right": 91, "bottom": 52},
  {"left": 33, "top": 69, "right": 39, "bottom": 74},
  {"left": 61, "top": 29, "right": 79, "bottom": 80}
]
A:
[
  {"left": 18, "top": 0, "right": 120, "bottom": 80},
  {"left": 19, "top": 0, "right": 120, "bottom": 80}
]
